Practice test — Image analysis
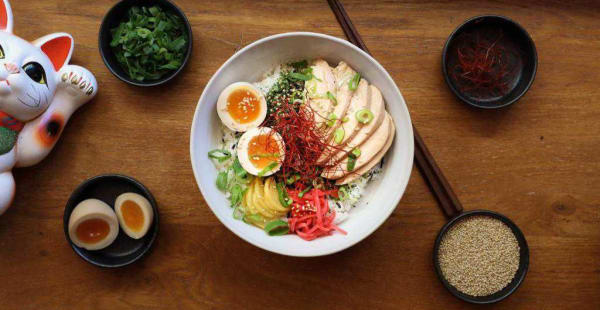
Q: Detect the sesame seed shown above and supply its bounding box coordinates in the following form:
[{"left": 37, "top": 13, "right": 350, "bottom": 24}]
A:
[{"left": 438, "top": 216, "right": 520, "bottom": 297}]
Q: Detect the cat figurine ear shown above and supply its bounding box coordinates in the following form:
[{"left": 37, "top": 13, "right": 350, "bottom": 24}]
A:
[
  {"left": 0, "top": 0, "right": 13, "bottom": 33},
  {"left": 33, "top": 33, "right": 74, "bottom": 71}
]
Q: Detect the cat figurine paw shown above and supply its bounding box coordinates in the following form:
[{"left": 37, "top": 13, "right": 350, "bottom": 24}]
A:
[{"left": 0, "top": 0, "right": 98, "bottom": 214}]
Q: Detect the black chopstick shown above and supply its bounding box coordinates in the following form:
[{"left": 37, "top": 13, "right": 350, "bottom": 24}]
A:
[{"left": 327, "top": 0, "right": 463, "bottom": 218}]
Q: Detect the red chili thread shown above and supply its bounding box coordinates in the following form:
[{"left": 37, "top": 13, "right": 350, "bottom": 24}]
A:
[
  {"left": 450, "top": 29, "right": 520, "bottom": 99},
  {"left": 267, "top": 99, "right": 347, "bottom": 185}
]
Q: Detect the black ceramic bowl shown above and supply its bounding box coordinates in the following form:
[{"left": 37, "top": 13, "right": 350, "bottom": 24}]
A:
[
  {"left": 63, "top": 174, "right": 159, "bottom": 268},
  {"left": 99, "top": 0, "right": 192, "bottom": 87},
  {"left": 442, "top": 15, "right": 537, "bottom": 109},
  {"left": 433, "top": 210, "right": 529, "bottom": 304}
]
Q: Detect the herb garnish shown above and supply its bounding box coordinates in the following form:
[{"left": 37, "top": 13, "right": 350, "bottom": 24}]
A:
[{"left": 110, "top": 6, "right": 188, "bottom": 81}]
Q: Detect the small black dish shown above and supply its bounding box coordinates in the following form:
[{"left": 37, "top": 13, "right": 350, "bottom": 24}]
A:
[
  {"left": 98, "top": 0, "right": 193, "bottom": 87},
  {"left": 63, "top": 174, "right": 159, "bottom": 268},
  {"left": 442, "top": 15, "right": 537, "bottom": 109},
  {"left": 433, "top": 210, "right": 529, "bottom": 304}
]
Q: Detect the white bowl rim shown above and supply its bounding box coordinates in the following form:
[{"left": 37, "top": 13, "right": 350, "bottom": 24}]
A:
[{"left": 190, "top": 31, "right": 414, "bottom": 257}]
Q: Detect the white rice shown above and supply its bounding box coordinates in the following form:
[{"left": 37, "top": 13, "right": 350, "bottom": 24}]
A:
[{"left": 254, "top": 64, "right": 288, "bottom": 95}]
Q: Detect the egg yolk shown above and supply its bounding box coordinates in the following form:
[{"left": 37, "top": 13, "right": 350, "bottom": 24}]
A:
[
  {"left": 121, "top": 200, "right": 144, "bottom": 232},
  {"left": 248, "top": 134, "right": 280, "bottom": 169},
  {"left": 227, "top": 88, "right": 261, "bottom": 124},
  {"left": 76, "top": 218, "right": 110, "bottom": 244}
]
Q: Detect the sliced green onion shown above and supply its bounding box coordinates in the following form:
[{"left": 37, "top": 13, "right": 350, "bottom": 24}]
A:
[
  {"left": 347, "top": 157, "right": 357, "bottom": 171},
  {"left": 208, "top": 149, "right": 232, "bottom": 163},
  {"left": 298, "top": 186, "right": 313, "bottom": 198},
  {"left": 338, "top": 186, "right": 349, "bottom": 200},
  {"left": 276, "top": 182, "right": 293, "bottom": 207},
  {"left": 251, "top": 153, "right": 280, "bottom": 159},
  {"left": 334, "top": 127, "right": 345, "bottom": 144},
  {"left": 304, "top": 67, "right": 321, "bottom": 82},
  {"left": 342, "top": 116, "right": 349, "bottom": 123},
  {"left": 257, "top": 162, "right": 278, "bottom": 177},
  {"left": 326, "top": 113, "right": 338, "bottom": 127},
  {"left": 233, "top": 206, "right": 244, "bottom": 220},
  {"left": 356, "top": 108, "right": 374, "bottom": 124},
  {"left": 327, "top": 91, "right": 337, "bottom": 105},
  {"left": 351, "top": 148, "right": 361, "bottom": 158},
  {"left": 230, "top": 184, "right": 243, "bottom": 207},
  {"left": 286, "top": 174, "right": 301, "bottom": 185},
  {"left": 349, "top": 73, "right": 360, "bottom": 90},
  {"left": 216, "top": 171, "right": 228, "bottom": 191},
  {"left": 232, "top": 158, "right": 247, "bottom": 178},
  {"left": 264, "top": 219, "right": 289, "bottom": 236},
  {"left": 289, "top": 72, "right": 312, "bottom": 81}
]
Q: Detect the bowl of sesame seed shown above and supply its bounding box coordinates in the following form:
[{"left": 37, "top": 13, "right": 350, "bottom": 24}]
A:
[{"left": 433, "top": 210, "right": 529, "bottom": 304}]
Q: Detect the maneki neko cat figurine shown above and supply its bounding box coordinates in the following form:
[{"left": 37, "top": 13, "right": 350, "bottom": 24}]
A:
[{"left": 0, "top": 0, "right": 97, "bottom": 215}]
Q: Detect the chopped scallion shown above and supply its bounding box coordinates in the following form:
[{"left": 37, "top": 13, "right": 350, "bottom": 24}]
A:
[
  {"left": 257, "top": 162, "right": 278, "bottom": 177},
  {"left": 276, "top": 182, "right": 293, "bottom": 207},
  {"left": 347, "top": 157, "right": 357, "bottom": 171},
  {"left": 356, "top": 108, "right": 374, "bottom": 124},
  {"left": 216, "top": 171, "right": 228, "bottom": 191},
  {"left": 334, "top": 127, "right": 345, "bottom": 144},
  {"left": 298, "top": 186, "right": 313, "bottom": 198},
  {"left": 233, "top": 206, "right": 244, "bottom": 220},
  {"left": 327, "top": 91, "right": 337, "bottom": 105},
  {"left": 326, "top": 113, "right": 338, "bottom": 127},
  {"left": 230, "top": 184, "right": 243, "bottom": 207},
  {"left": 264, "top": 219, "right": 289, "bottom": 236},
  {"left": 338, "top": 186, "right": 349, "bottom": 200},
  {"left": 349, "top": 73, "right": 361, "bottom": 90},
  {"left": 208, "top": 149, "right": 232, "bottom": 163},
  {"left": 286, "top": 174, "right": 301, "bottom": 185}
]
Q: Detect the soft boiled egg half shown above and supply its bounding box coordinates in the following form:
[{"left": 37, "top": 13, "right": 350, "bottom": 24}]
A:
[
  {"left": 68, "top": 199, "right": 119, "bottom": 251},
  {"left": 237, "top": 127, "right": 285, "bottom": 176},
  {"left": 115, "top": 193, "right": 154, "bottom": 239},
  {"left": 217, "top": 82, "right": 267, "bottom": 132}
]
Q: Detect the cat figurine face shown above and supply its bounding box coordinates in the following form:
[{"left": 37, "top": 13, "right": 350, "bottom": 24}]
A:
[
  {"left": 0, "top": 0, "right": 97, "bottom": 215},
  {"left": 0, "top": 30, "right": 65, "bottom": 121}
]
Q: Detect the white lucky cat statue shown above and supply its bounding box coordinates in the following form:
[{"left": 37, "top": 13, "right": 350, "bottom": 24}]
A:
[{"left": 0, "top": 0, "right": 97, "bottom": 215}]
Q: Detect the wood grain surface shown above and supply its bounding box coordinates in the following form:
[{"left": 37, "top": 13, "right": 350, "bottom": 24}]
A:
[{"left": 0, "top": 0, "right": 598, "bottom": 309}]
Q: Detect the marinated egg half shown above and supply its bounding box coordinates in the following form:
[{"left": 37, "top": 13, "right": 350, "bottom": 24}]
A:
[
  {"left": 115, "top": 193, "right": 153, "bottom": 239},
  {"left": 68, "top": 199, "right": 119, "bottom": 251},
  {"left": 237, "top": 127, "right": 285, "bottom": 176},
  {"left": 217, "top": 82, "right": 267, "bottom": 132}
]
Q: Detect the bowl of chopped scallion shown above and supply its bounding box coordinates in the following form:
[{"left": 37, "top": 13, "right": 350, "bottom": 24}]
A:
[{"left": 99, "top": 0, "right": 192, "bottom": 86}]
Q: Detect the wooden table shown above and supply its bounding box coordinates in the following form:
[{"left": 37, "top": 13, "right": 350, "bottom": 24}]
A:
[{"left": 1, "top": 0, "right": 598, "bottom": 308}]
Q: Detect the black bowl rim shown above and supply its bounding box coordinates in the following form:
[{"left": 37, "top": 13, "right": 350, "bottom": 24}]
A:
[
  {"left": 441, "top": 15, "right": 538, "bottom": 109},
  {"left": 98, "top": 0, "right": 193, "bottom": 87},
  {"left": 433, "top": 209, "right": 530, "bottom": 304},
  {"left": 63, "top": 174, "right": 160, "bottom": 268}
]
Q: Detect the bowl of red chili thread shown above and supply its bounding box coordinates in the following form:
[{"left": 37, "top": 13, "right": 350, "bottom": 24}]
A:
[{"left": 442, "top": 15, "right": 537, "bottom": 109}]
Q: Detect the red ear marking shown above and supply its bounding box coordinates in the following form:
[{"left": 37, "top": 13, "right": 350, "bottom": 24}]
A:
[
  {"left": 0, "top": 1, "right": 7, "bottom": 31},
  {"left": 40, "top": 36, "right": 72, "bottom": 71}
]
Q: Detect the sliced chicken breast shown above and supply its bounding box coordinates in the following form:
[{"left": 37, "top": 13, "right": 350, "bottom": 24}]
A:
[
  {"left": 321, "top": 84, "right": 386, "bottom": 169},
  {"left": 306, "top": 59, "right": 336, "bottom": 126},
  {"left": 323, "top": 61, "right": 357, "bottom": 137},
  {"left": 322, "top": 112, "right": 391, "bottom": 179},
  {"left": 335, "top": 115, "right": 395, "bottom": 185},
  {"left": 317, "top": 78, "right": 369, "bottom": 164}
]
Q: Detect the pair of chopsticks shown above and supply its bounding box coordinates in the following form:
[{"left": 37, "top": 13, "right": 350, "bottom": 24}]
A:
[{"left": 327, "top": 0, "right": 463, "bottom": 218}]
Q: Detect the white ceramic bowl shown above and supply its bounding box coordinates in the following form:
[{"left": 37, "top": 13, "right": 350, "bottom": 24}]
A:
[{"left": 190, "top": 32, "right": 414, "bottom": 257}]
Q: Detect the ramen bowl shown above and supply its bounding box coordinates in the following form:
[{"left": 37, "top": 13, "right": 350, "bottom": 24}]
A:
[{"left": 190, "top": 32, "right": 414, "bottom": 256}]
